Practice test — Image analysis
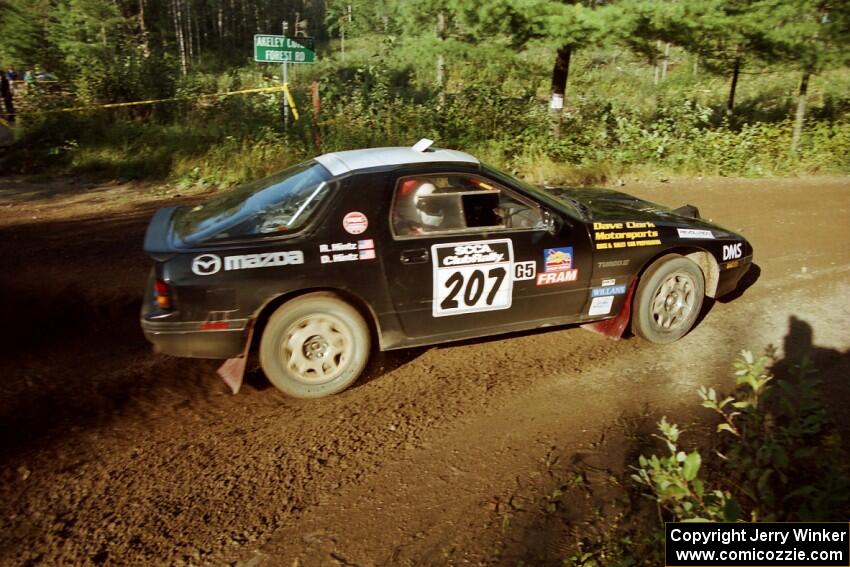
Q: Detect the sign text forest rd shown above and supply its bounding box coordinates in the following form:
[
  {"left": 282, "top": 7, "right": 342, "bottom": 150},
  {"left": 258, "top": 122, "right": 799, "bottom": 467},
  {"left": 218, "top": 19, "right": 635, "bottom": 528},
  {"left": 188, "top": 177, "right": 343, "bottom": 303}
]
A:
[{"left": 254, "top": 35, "right": 315, "bottom": 63}]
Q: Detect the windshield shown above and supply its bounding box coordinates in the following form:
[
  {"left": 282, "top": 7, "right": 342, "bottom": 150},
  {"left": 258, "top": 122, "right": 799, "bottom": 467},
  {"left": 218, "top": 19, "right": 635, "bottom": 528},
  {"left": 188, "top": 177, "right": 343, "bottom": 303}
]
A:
[
  {"left": 480, "top": 164, "right": 585, "bottom": 220},
  {"left": 174, "top": 161, "right": 333, "bottom": 244}
]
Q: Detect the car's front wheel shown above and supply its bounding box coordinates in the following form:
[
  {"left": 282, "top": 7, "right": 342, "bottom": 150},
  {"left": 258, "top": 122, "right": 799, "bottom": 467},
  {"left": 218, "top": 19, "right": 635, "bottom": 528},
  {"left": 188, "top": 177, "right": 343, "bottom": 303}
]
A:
[
  {"left": 632, "top": 254, "right": 705, "bottom": 344},
  {"left": 260, "top": 293, "right": 371, "bottom": 398}
]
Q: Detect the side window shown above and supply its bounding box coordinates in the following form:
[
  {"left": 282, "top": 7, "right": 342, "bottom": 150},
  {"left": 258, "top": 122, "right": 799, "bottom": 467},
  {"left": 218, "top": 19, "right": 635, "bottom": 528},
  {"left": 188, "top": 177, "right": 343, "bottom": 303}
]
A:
[{"left": 391, "top": 174, "right": 545, "bottom": 237}]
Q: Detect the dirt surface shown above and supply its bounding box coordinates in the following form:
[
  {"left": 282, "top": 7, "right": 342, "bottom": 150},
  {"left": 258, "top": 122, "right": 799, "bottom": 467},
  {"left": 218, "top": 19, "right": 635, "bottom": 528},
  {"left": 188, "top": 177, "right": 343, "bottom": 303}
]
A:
[{"left": 0, "top": 175, "right": 848, "bottom": 566}]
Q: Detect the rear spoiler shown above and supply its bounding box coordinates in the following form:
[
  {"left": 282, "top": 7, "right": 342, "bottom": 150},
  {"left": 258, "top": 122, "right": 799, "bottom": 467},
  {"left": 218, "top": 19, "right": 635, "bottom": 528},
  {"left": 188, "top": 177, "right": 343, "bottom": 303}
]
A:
[
  {"left": 672, "top": 204, "right": 700, "bottom": 219},
  {"left": 143, "top": 206, "right": 179, "bottom": 255}
]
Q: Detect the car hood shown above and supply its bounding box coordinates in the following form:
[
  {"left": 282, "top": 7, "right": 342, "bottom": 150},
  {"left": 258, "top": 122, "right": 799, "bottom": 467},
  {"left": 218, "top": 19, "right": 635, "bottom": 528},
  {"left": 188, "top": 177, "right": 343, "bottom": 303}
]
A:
[{"left": 545, "top": 187, "right": 723, "bottom": 231}]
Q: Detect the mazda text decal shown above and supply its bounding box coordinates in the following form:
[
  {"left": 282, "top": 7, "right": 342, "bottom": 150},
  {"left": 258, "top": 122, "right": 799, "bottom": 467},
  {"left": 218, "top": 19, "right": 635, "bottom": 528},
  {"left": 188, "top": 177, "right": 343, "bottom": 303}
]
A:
[
  {"left": 191, "top": 251, "right": 304, "bottom": 276},
  {"left": 432, "top": 240, "right": 513, "bottom": 317}
]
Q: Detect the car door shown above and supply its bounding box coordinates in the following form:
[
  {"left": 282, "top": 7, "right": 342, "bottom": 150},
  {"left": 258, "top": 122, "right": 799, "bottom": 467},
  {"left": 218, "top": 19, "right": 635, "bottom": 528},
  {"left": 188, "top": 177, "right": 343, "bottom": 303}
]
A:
[{"left": 381, "top": 170, "right": 593, "bottom": 341}]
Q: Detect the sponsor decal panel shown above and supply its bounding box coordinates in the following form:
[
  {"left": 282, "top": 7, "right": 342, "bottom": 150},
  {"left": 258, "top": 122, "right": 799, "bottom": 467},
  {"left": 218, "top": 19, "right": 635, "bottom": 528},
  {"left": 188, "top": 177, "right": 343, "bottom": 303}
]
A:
[
  {"left": 722, "top": 242, "right": 743, "bottom": 260},
  {"left": 320, "top": 239, "right": 376, "bottom": 264},
  {"left": 677, "top": 228, "right": 714, "bottom": 239},
  {"left": 544, "top": 247, "right": 573, "bottom": 272},
  {"left": 342, "top": 211, "right": 368, "bottom": 235},
  {"left": 536, "top": 247, "right": 578, "bottom": 286},
  {"left": 513, "top": 260, "right": 536, "bottom": 281},
  {"left": 588, "top": 295, "right": 615, "bottom": 316},
  {"left": 591, "top": 285, "right": 627, "bottom": 297},
  {"left": 601, "top": 278, "right": 616, "bottom": 287},
  {"left": 593, "top": 221, "right": 661, "bottom": 251},
  {"left": 192, "top": 251, "right": 304, "bottom": 276},
  {"left": 432, "top": 239, "right": 514, "bottom": 317}
]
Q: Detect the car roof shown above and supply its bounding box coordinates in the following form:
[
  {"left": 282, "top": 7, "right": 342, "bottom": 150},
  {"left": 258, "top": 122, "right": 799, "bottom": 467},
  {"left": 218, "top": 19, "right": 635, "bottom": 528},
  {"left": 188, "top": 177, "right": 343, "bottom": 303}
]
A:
[{"left": 314, "top": 146, "right": 479, "bottom": 177}]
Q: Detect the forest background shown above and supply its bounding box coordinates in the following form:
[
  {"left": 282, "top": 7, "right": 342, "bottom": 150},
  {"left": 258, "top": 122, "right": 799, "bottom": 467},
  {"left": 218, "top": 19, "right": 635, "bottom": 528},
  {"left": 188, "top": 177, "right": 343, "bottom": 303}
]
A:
[{"left": 0, "top": 0, "right": 848, "bottom": 188}]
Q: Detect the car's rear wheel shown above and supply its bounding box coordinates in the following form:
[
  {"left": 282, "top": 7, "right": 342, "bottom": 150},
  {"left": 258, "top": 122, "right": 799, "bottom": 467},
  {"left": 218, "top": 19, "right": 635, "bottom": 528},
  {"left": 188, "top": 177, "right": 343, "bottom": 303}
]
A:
[
  {"left": 632, "top": 254, "right": 705, "bottom": 344},
  {"left": 260, "top": 293, "right": 370, "bottom": 398}
]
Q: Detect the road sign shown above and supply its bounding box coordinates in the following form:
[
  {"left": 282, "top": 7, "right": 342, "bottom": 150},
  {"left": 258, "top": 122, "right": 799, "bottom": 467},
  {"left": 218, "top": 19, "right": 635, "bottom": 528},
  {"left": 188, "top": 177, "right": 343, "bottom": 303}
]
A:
[{"left": 254, "top": 35, "right": 315, "bottom": 64}]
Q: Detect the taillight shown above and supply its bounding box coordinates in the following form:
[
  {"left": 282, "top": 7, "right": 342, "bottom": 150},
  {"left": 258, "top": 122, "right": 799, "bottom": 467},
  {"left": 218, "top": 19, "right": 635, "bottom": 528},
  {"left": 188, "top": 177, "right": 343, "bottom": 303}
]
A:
[{"left": 154, "top": 279, "right": 172, "bottom": 310}]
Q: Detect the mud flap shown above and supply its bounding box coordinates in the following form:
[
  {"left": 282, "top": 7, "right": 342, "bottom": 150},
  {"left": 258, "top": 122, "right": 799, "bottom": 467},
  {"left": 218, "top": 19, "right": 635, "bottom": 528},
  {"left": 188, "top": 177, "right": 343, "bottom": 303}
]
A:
[
  {"left": 217, "top": 321, "right": 255, "bottom": 394},
  {"left": 580, "top": 281, "right": 636, "bottom": 339}
]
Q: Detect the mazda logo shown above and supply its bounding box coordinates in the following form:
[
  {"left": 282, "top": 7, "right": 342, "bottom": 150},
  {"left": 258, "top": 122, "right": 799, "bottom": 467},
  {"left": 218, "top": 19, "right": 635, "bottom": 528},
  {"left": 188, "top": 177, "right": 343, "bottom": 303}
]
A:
[{"left": 192, "top": 254, "right": 222, "bottom": 276}]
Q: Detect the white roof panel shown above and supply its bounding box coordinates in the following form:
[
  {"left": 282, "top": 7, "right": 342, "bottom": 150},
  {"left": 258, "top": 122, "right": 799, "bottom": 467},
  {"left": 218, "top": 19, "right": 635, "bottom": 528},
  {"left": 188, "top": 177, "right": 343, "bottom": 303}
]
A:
[{"left": 314, "top": 146, "right": 479, "bottom": 177}]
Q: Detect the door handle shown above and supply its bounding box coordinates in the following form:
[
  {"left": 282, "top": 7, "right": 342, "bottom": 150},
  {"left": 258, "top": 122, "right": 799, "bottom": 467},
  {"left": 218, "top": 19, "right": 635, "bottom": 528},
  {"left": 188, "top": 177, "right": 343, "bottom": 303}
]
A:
[{"left": 400, "top": 248, "right": 429, "bottom": 265}]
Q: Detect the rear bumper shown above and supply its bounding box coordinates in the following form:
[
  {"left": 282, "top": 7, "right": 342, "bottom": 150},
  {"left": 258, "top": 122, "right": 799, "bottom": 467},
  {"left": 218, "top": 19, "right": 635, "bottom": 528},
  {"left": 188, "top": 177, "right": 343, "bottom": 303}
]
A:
[
  {"left": 141, "top": 318, "right": 249, "bottom": 359},
  {"left": 716, "top": 255, "right": 754, "bottom": 298}
]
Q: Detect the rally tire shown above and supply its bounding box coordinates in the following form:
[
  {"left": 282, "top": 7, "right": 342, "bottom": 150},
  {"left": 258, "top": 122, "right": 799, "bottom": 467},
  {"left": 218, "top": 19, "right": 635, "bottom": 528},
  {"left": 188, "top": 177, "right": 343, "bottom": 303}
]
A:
[
  {"left": 632, "top": 254, "right": 705, "bottom": 344},
  {"left": 259, "top": 293, "right": 371, "bottom": 398}
]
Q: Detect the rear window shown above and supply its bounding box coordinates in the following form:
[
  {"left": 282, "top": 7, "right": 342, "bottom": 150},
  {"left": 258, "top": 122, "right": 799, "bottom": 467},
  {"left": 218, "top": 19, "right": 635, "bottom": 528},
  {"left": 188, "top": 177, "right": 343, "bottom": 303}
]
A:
[{"left": 174, "top": 161, "right": 333, "bottom": 244}]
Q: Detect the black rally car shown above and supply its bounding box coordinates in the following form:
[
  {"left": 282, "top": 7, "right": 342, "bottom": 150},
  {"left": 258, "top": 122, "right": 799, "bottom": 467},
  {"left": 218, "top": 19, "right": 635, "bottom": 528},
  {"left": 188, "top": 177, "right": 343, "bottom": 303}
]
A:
[{"left": 142, "top": 140, "right": 753, "bottom": 398}]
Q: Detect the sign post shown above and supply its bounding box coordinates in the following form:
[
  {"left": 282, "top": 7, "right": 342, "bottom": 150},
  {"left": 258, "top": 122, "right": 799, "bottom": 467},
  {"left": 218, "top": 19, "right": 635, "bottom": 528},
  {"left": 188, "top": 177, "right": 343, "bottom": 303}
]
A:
[{"left": 253, "top": 31, "right": 316, "bottom": 129}]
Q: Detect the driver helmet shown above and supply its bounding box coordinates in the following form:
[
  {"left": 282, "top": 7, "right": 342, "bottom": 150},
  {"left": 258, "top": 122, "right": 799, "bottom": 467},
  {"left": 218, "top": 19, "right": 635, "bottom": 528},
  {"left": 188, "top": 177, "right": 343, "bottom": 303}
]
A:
[{"left": 414, "top": 182, "right": 443, "bottom": 228}]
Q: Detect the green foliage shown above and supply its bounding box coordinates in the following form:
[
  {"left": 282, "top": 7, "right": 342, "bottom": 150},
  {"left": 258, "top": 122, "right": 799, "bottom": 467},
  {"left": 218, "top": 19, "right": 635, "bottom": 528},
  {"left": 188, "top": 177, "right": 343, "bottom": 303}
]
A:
[{"left": 633, "top": 350, "right": 850, "bottom": 529}]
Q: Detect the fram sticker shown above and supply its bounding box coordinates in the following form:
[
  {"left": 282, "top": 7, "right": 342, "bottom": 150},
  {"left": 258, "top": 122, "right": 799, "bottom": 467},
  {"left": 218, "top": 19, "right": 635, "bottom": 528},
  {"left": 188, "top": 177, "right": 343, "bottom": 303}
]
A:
[
  {"left": 537, "top": 270, "right": 578, "bottom": 286},
  {"left": 544, "top": 247, "right": 573, "bottom": 272},
  {"left": 591, "top": 285, "right": 627, "bottom": 297},
  {"left": 677, "top": 228, "right": 714, "bottom": 239},
  {"left": 432, "top": 239, "right": 513, "bottom": 317},
  {"left": 342, "top": 211, "right": 368, "bottom": 235},
  {"left": 588, "top": 295, "right": 614, "bottom": 316}
]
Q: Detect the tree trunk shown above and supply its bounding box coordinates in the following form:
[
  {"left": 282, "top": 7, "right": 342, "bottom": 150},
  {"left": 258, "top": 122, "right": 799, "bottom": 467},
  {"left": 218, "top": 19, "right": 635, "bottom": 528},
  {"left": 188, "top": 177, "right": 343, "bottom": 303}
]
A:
[
  {"left": 654, "top": 40, "right": 661, "bottom": 85},
  {"left": 726, "top": 57, "right": 740, "bottom": 118},
  {"left": 550, "top": 45, "right": 571, "bottom": 138},
  {"left": 661, "top": 42, "right": 670, "bottom": 81},
  {"left": 172, "top": 0, "right": 187, "bottom": 76},
  {"left": 138, "top": 0, "right": 150, "bottom": 58},
  {"left": 436, "top": 11, "right": 446, "bottom": 106},
  {"left": 791, "top": 71, "right": 811, "bottom": 153}
]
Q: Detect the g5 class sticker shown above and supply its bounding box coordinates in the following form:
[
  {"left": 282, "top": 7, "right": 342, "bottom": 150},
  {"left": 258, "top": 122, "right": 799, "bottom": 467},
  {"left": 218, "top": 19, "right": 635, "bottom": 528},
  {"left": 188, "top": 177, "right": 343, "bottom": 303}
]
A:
[
  {"left": 432, "top": 239, "right": 513, "bottom": 317},
  {"left": 191, "top": 251, "right": 304, "bottom": 276},
  {"left": 513, "top": 261, "right": 536, "bottom": 281}
]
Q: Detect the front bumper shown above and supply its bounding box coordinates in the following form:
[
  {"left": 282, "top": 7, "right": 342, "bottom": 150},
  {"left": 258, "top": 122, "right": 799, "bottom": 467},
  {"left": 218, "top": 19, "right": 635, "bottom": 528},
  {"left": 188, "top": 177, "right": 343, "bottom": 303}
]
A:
[
  {"left": 141, "top": 318, "right": 249, "bottom": 359},
  {"left": 716, "top": 255, "right": 754, "bottom": 298}
]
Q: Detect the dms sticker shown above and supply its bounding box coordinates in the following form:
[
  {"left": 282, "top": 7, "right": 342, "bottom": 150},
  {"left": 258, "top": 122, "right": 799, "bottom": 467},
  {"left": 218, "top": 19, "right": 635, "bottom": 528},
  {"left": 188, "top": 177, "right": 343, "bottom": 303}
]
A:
[
  {"left": 342, "top": 211, "right": 368, "bottom": 235},
  {"left": 432, "top": 239, "right": 514, "bottom": 317},
  {"left": 677, "top": 228, "right": 714, "bottom": 239},
  {"left": 544, "top": 247, "right": 573, "bottom": 272},
  {"left": 191, "top": 251, "right": 304, "bottom": 276},
  {"left": 722, "top": 243, "right": 743, "bottom": 260}
]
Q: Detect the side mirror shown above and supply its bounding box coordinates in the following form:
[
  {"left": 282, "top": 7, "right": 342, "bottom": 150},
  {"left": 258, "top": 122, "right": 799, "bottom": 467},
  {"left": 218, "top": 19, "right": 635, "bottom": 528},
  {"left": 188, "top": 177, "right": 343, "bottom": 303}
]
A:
[{"left": 542, "top": 209, "right": 560, "bottom": 235}]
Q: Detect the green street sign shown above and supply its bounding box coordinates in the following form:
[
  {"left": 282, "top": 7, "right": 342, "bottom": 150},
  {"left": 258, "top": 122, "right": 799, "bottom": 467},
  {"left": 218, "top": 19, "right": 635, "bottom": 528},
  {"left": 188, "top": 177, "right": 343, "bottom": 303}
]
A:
[{"left": 254, "top": 35, "right": 315, "bottom": 64}]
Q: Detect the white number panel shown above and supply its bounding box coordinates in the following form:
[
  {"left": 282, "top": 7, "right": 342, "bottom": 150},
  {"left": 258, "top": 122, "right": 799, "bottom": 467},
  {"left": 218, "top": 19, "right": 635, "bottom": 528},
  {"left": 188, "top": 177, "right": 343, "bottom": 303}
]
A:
[{"left": 431, "top": 239, "right": 514, "bottom": 317}]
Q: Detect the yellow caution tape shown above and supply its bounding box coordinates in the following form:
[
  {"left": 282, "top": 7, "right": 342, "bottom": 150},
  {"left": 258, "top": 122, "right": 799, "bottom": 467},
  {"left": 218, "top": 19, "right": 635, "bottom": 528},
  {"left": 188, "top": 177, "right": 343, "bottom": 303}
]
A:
[
  {"left": 19, "top": 84, "right": 297, "bottom": 115},
  {"left": 282, "top": 83, "right": 300, "bottom": 121}
]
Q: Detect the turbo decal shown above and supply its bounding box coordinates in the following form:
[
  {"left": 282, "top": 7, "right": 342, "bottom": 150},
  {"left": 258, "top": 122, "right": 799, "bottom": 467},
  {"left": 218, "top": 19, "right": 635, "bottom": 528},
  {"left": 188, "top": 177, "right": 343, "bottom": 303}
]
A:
[
  {"left": 677, "top": 228, "right": 714, "bottom": 239},
  {"left": 431, "top": 239, "right": 514, "bottom": 317},
  {"left": 598, "top": 259, "right": 630, "bottom": 268},
  {"left": 594, "top": 221, "right": 661, "bottom": 250},
  {"left": 588, "top": 295, "right": 614, "bottom": 316},
  {"left": 342, "top": 211, "right": 368, "bottom": 235},
  {"left": 320, "top": 239, "right": 376, "bottom": 264},
  {"left": 192, "top": 251, "right": 304, "bottom": 276}
]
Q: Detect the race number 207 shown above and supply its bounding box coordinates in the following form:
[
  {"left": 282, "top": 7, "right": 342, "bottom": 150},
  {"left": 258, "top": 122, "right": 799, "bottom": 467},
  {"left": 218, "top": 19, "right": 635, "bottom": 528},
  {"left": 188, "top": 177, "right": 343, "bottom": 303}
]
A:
[{"left": 432, "top": 239, "right": 514, "bottom": 317}]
